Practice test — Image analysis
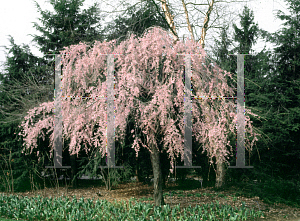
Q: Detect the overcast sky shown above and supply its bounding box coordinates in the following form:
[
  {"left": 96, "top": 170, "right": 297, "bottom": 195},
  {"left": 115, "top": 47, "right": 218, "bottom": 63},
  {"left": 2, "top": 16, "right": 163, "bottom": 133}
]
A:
[{"left": 0, "top": 0, "right": 290, "bottom": 75}]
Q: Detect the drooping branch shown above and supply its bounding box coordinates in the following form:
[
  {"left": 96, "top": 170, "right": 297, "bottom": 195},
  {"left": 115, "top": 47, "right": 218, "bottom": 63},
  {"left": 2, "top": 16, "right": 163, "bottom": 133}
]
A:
[{"left": 17, "top": 27, "right": 262, "bottom": 205}]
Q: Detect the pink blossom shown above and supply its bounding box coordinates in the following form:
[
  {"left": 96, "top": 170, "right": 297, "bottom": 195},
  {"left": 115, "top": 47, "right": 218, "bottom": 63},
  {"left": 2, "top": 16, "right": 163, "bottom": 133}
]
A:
[{"left": 17, "top": 27, "right": 261, "bottom": 173}]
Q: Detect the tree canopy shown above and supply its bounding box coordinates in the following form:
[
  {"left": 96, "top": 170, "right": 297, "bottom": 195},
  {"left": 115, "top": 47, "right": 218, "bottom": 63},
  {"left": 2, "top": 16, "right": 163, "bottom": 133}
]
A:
[{"left": 17, "top": 27, "right": 261, "bottom": 205}]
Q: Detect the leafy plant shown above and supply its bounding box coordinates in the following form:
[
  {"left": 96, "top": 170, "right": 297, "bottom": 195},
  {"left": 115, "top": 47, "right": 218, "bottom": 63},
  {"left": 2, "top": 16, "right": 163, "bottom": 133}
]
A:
[{"left": 0, "top": 194, "right": 265, "bottom": 220}]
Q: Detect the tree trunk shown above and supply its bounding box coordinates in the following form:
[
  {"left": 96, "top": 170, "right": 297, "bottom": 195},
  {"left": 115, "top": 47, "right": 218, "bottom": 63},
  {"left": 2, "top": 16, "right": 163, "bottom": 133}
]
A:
[
  {"left": 135, "top": 156, "right": 140, "bottom": 182},
  {"left": 202, "top": 158, "right": 216, "bottom": 187},
  {"left": 70, "top": 154, "right": 78, "bottom": 188},
  {"left": 215, "top": 160, "right": 226, "bottom": 189},
  {"left": 150, "top": 145, "right": 165, "bottom": 207}
]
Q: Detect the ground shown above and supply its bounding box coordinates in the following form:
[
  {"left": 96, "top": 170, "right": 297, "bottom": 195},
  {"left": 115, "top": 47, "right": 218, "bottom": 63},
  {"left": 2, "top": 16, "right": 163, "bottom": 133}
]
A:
[{"left": 1, "top": 175, "right": 300, "bottom": 220}]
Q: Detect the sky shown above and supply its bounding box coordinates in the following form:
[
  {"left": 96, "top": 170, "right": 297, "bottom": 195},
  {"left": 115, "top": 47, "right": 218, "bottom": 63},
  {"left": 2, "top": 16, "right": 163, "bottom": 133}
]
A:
[{"left": 0, "top": 0, "right": 290, "bottom": 75}]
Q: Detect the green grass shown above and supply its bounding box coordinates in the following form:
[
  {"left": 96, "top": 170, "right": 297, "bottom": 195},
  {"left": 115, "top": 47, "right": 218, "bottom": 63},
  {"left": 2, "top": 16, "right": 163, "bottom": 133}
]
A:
[
  {"left": 0, "top": 193, "right": 264, "bottom": 220},
  {"left": 230, "top": 177, "right": 300, "bottom": 208},
  {"left": 1, "top": 174, "right": 298, "bottom": 220},
  {"left": 0, "top": 216, "right": 25, "bottom": 220}
]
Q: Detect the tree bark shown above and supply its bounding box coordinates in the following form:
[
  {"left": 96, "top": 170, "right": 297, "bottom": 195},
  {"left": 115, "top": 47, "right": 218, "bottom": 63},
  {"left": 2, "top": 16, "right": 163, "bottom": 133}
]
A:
[
  {"left": 160, "top": 0, "right": 179, "bottom": 44},
  {"left": 181, "top": 0, "right": 194, "bottom": 41},
  {"left": 70, "top": 154, "right": 78, "bottom": 188},
  {"left": 135, "top": 169, "right": 140, "bottom": 182},
  {"left": 202, "top": 161, "right": 216, "bottom": 187},
  {"left": 150, "top": 144, "right": 165, "bottom": 207},
  {"left": 199, "top": 0, "right": 214, "bottom": 48},
  {"left": 215, "top": 159, "right": 226, "bottom": 188}
]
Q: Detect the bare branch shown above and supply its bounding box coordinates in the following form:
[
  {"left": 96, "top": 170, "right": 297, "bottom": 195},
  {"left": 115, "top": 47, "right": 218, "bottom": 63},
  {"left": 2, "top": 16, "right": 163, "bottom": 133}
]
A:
[
  {"left": 199, "top": 0, "right": 215, "bottom": 48},
  {"left": 98, "top": 0, "right": 140, "bottom": 13},
  {"left": 160, "top": 0, "right": 179, "bottom": 43},
  {"left": 185, "top": 2, "right": 209, "bottom": 6},
  {"left": 181, "top": 0, "right": 195, "bottom": 41}
]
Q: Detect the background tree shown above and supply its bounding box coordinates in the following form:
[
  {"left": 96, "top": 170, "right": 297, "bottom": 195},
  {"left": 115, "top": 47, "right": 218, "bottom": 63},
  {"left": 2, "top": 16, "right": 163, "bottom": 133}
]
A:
[
  {"left": 29, "top": 0, "right": 106, "bottom": 55},
  {"left": 217, "top": 5, "right": 274, "bottom": 184},
  {"left": 98, "top": 0, "right": 255, "bottom": 50},
  {"left": 0, "top": 0, "right": 109, "bottom": 192},
  {"left": 103, "top": 0, "right": 171, "bottom": 46},
  {"left": 232, "top": 1, "right": 300, "bottom": 185},
  {"left": 0, "top": 36, "right": 54, "bottom": 119},
  {"left": 206, "top": 5, "right": 274, "bottom": 187},
  {"left": 232, "top": 6, "right": 259, "bottom": 55},
  {"left": 0, "top": 36, "right": 55, "bottom": 192},
  {"left": 210, "top": 24, "right": 235, "bottom": 74},
  {"left": 27, "top": 0, "right": 110, "bottom": 189},
  {"left": 253, "top": 0, "right": 300, "bottom": 182},
  {"left": 208, "top": 1, "right": 300, "bottom": 200}
]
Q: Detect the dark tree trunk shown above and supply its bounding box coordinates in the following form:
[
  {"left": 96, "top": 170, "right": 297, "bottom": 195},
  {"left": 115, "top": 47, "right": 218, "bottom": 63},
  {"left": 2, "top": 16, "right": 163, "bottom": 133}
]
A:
[
  {"left": 135, "top": 156, "right": 140, "bottom": 182},
  {"left": 215, "top": 160, "right": 226, "bottom": 189},
  {"left": 202, "top": 161, "right": 216, "bottom": 187},
  {"left": 160, "top": 149, "right": 170, "bottom": 189},
  {"left": 70, "top": 154, "right": 78, "bottom": 188},
  {"left": 150, "top": 145, "right": 165, "bottom": 207}
]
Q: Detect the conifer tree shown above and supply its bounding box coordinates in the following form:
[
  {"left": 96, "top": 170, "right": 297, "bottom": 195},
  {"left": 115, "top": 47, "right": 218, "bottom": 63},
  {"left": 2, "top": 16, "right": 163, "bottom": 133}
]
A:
[
  {"left": 0, "top": 36, "right": 55, "bottom": 192},
  {"left": 257, "top": 0, "right": 300, "bottom": 180},
  {"left": 0, "top": 0, "right": 108, "bottom": 191},
  {"left": 210, "top": 5, "right": 272, "bottom": 185},
  {"left": 30, "top": 0, "right": 105, "bottom": 55}
]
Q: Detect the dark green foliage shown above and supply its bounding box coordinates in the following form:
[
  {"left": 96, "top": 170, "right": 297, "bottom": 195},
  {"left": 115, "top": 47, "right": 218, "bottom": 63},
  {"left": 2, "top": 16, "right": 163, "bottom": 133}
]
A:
[
  {"left": 0, "top": 36, "right": 54, "bottom": 124},
  {"left": 232, "top": 6, "right": 259, "bottom": 55},
  {"left": 232, "top": 170, "right": 300, "bottom": 208},
  {"left": 29, "top": 0, "right": 106, "bottom": 55},
  {"left": 257, "top": 0, "right": 300, "bottom": 181},
  {"left": 0, "top": 122, "right": 49, "bottom": 193},
  {"left": 0, "top": 36, "right": 56, "bottom": 193},
  {"left": 0, "top": 36, "right": 53, "bottom": 87},
  {"left": 210, "top": 3, "right": 300, "bottom": 206},
  {"left": 0, "top": 0, "right": 108, "bottom": 193},
  {"left": 102, "top": 0, "right": 171, "bottom": 47},
  {"left": 238, "top": 0, "right": 300, "bottom": 183},
  {"left": 211, "top": 24, "right": 236, "bottom": 74}
]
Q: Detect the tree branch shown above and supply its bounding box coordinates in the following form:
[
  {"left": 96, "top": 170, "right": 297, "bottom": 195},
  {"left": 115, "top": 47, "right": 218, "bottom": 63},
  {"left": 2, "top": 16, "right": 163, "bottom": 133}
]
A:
[
  {"left": 181, "top": 0, "right": 195, "bottom": 41},
  {"left": 159, "top": 0, "right": 180, "bottom": 43},
  {"left": 199, "top": 0, "right": 215, "bottom": 48}
]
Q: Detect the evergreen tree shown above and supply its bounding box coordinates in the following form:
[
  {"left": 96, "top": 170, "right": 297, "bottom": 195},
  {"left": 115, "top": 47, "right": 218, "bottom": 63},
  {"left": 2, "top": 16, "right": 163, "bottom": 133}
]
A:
[
  {"left": 230, "top": 5, "right": 274, "bottom": 133},
  {"left": 102, "top": 0, "right": 172, "bottom": 46},
  {"left": 210, "top": 5, "right": 275, "bottom": 185},
  {"left": 257, "top": 0, "right": 300, "bottom": 181},
  {"left": 30, "top": 0, "right": 105, "bottom": 55},
  {"left": 0, "top": 36, "right": 54, "bottom": 119},
  {"left": 0, "top": 0, "right": 108, "bottom": 191},
  {"left": 232, "top": 6, "right": 259, "bottom": 55},
  {"left": 211, "top": 24, "right": 236, "bottom": 73},
  {"left": 215, "top": 2, "right": 300, "bottom": 185},
  {"left": 0, "top": 37, "right": 54, "bottom": 192},
  {"left": 210, "top": 24, "right": 237, "bottom": 101},
  {"left": 0, "top": 37, "right": 52, "bottom": 87}
]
